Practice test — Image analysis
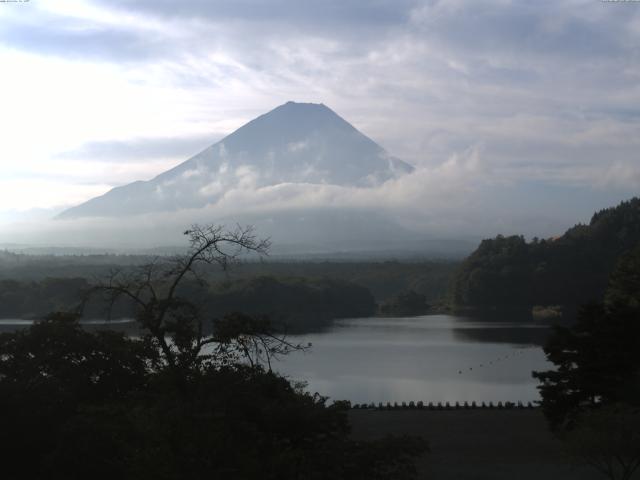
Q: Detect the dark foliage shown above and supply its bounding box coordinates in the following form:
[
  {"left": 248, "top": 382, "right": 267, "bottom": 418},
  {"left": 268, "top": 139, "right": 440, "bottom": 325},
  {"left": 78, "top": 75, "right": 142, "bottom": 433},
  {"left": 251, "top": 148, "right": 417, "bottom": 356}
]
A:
[
  {"left": 0, "top": 251, "right": 458, "bottom": 308},
  {"left": 0, "top": 315, "right": 426, "bottom": 480},
  {"left": 533, "top": 245, "right": 640, "bottom": 431},
  {"left": 0, "top": 225, "right": 426, "bottom": 479},
  {"left": 450, "top": 197, "right": 640, "bottom": 310},
  {"left": 378, "top": 290, "right": 430, "bottom": 316},
  {"left": 560, "top": 404, "right": 640, "bottom": 480},
  {"left": 0, "top": 275, "right": 375, "bottom": 333},
  {"left": 207, "top": 276, "right": 376, "bottom": 331},
  {"left": 532, "top": 304, "right": 640, "bottom": 430},
  {"left": 0, "top": 313, "right": 154, "bottom": 480},
  {"left": 0, "top": 277, "right": 92, "bottom": 319}
]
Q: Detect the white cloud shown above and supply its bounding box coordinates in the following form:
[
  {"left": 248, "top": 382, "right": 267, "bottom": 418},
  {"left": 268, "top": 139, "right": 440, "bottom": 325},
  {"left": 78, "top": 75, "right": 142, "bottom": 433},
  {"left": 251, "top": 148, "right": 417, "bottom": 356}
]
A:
[
  {"left": 1, "top": 0, "right": 640, "bottom": 243},
  {"left": 199, "top": 180, "right": 224, "bottom": 197},
  {"left": 180, "top": 169, "right": 200, "bottom": 180},
  {"left": 0, "top": 178, "right": 112, "bottom": 212},
  {"left": 287, "top": 140, "right": 309, "bottom": 152}
]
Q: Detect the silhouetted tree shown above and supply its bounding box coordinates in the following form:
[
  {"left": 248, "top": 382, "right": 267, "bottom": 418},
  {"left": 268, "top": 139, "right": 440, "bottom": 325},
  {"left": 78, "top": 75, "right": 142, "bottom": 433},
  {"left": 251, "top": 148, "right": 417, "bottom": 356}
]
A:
[
  {"left": 85, "top": 224, "right": 278, "bottom": 372},
  {"left": 0, "top": 312, "right": 153, "bottom": 479},
  {"left": 533, "top": 245, "right": 640, "bottom": 430},
  {"left": 605, "top": 243, "right": 640, "bottom": 313},
  {"left": 0, "top": 225, "right": 428, "bottom": 479},
  {"left": 534, "top": 243, "right": 640, "bottom": 479}
]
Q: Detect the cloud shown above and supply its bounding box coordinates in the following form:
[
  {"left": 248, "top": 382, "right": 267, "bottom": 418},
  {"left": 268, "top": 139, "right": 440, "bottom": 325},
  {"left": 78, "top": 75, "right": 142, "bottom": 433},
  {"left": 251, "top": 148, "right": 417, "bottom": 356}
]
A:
[
  {"left": 598, "top": 162, "right": 640, "bottom": 190},
  {"left": 100, "top": 0, "right": 418, "bottom": 30},
  {"left": 0, "top": 178, "right": 113, "bottom": 212},
  {"left": 287, "top": 141, "right": 309, "bottom": 153},
  {"left": 0, "top": 144, "right": 635, "bottom": 252},
  {"left": 0, "top": 147, "right": 487, "bottom": 249},
  {"left": 0, "top": 0, "right": 181, "bottom": 61},
  {"left": 56, "top": 135, "right": 217, "bottom": 162},
  {"left": 1, "top": 0, "right": 640, "bottom": 245}
]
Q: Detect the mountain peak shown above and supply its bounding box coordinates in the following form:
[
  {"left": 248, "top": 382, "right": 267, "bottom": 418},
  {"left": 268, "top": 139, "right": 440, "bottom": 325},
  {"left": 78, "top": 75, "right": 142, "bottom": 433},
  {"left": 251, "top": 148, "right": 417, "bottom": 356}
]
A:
[
  {"left": 284, "top": 100, "right": 322, "bottom": 106},
  {"left": 277, "top": 101, "right": 334, "bottom": 116},
  {"left": 58, "top": 103, "right": 413, "bottom": 219}
]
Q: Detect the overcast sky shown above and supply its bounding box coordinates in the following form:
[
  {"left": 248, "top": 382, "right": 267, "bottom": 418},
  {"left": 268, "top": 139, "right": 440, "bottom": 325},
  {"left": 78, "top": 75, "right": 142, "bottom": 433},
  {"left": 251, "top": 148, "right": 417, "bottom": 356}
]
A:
[{"left": 1, "top": 0, "right": 639, "bottom": 243}]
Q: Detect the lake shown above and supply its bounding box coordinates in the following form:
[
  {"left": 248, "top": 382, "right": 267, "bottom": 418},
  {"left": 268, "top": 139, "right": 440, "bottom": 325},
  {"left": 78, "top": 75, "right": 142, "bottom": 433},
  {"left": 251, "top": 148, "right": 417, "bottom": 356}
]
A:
[
  {"left": 0, "top": 314, "right": 552, "bottom": 405},
  {"left": 274, "top": 315, "right": 552, "bottom": 405}
]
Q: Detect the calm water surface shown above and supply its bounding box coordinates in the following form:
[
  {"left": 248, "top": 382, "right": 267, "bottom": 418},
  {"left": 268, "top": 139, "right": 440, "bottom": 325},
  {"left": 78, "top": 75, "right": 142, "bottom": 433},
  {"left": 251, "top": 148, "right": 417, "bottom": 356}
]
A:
[
  {"left": 275, "top": 315, "right": 551, "bottom": 405},
  {"left": 0, "top": 315, "right": 552, "bottom": 404}
]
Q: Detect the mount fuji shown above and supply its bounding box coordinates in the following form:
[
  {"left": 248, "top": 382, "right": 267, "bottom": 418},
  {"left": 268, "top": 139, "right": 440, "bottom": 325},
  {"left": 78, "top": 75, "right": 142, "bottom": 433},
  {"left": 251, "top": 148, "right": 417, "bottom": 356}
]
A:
[
  {"left": 58, "top": 102, "right": 413, "bottom": 219},
  {"left": 51, "top": 103, "right": 476, "bottom": 256}
]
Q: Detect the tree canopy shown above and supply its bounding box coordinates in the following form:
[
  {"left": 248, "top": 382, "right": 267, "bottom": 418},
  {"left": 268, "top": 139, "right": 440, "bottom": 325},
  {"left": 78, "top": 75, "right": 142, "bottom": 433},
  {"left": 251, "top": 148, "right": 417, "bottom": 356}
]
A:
[
  {"left": 0, "top": 225, "right": 427, "bottom": 479},
  {"left": 533, "top": 243, "right": 640, "bottom": 430},
  {"left": 450, "top": 198, "right": 640, "bottom": 311}
]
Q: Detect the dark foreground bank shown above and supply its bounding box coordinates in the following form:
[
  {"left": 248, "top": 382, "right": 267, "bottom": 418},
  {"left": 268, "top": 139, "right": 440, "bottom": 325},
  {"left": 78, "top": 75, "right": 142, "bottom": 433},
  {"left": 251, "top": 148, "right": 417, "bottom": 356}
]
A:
[{"left": 349, "top": 409, "right": 600, "bottom": 480}]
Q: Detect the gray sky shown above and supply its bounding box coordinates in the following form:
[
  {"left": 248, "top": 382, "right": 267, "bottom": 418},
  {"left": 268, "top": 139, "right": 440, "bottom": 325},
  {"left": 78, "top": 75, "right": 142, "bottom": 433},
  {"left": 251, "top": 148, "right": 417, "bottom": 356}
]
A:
[{"left": 1, "top": 0, "right": 639, "bottom": 242}]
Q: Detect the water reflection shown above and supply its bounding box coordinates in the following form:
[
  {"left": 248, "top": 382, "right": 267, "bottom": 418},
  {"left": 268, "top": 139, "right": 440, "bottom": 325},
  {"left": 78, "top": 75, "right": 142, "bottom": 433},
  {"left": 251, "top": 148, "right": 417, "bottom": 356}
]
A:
[
  {"left": 453, "top": 325, "right": 550, "bottom": 346},
  {"left": 275, "top": 315, "right": 551, "bottom": 404},
  {"left": 450, "top": 312, "right": 553, "bottom": 346}
]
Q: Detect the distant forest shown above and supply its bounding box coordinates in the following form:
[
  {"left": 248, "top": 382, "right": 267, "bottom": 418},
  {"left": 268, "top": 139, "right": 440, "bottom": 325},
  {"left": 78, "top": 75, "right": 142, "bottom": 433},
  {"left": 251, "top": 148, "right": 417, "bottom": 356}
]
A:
[
  {"left": 4, "top": 198, "right": 640, "bottom": 325},
  {"left": 0, "top": 254, "right": 457, "bottom": 331},
  {"left": 449, "top": 197, "right": 640, "bottom": 312}
]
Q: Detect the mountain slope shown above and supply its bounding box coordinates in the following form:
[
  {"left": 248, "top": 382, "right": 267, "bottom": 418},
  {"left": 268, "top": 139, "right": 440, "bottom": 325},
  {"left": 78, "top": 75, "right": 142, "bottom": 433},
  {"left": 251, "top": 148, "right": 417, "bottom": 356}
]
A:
[{"left": 58, "top": 102, "right": 413, "bottom": 219}]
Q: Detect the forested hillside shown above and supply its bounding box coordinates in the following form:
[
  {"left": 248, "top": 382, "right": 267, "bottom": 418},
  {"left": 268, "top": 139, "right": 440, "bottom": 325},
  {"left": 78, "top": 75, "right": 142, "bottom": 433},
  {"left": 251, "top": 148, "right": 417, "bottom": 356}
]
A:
[
  {"left": 450, "top": 198, "right": 640, "bottom": 311},
  {"left": 206, "top": 276, "right": 376, "bottom": 331},
  {"left": 0, "top": 253, "right": 456, "bottom": 304},
  {"left": 0, "top": 276, "right": 375, "bottom": 332}
]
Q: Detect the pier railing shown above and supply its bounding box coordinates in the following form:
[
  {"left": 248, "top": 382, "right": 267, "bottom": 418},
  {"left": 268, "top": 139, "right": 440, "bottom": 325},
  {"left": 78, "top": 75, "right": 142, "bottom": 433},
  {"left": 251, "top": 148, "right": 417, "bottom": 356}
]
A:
[{"left": 348, "top": 400, "right": 537, "bottom": 410}]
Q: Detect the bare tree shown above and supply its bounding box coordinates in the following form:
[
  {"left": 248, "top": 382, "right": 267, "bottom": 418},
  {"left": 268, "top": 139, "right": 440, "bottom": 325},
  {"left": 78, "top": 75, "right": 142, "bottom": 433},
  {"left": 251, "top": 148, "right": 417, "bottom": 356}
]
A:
[
  {"left": 208, "top": 312, "right": 310, "bottom": 371},
  {"left": 84, "top": 224, "right": 306, "bottom": 373}
]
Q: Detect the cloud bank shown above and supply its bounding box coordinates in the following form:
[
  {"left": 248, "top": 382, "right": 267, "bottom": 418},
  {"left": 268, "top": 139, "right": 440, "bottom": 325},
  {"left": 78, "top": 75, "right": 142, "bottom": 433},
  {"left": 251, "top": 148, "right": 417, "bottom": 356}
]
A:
[{"left": 1, "top": 0, "right": 639, "bottom": 248}]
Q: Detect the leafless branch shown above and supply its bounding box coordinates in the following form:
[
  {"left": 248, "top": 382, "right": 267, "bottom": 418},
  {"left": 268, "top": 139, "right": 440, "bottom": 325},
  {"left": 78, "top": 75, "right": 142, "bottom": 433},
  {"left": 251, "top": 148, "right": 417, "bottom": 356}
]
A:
[{"left": 83, "top": 223, "right": 277, "bottom": 373}]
